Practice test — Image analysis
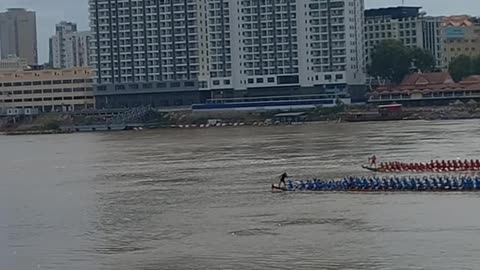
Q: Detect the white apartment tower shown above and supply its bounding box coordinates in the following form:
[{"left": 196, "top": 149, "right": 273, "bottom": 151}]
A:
[
  {"left": 90, "top": 0, "right": 366, "bottom": 108},
  {"left": 209, "top": 0, "right": 365, "bottom": 93},
  {"left": 49, "top": 21, "right": 92, "bottom": 68}
]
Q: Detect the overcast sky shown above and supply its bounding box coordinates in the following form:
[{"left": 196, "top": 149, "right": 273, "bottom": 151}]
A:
[{"left": 0, "top": 0, "right": 479, "bottom": 63}]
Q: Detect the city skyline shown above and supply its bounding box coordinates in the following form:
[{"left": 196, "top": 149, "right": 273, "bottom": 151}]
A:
[{"left": 0, "top": 0, "right": 479, "bottom": 63}]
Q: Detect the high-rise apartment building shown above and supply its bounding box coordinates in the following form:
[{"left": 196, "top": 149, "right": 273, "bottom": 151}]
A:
[
  {"left": 364, "top": 7, "right": 424, "bottom": 63},
  {"left": 0, "top": 8, "right": 38, "bottom": 65},
  {"left": 422, "top": 16, "right": 444, "bottom": 68},
  {"left": 441, "top": 15, "right": 480, "bottom": 68},
  {"left": 49, "top": 22, "right": 92, "bottom": 69},
  {"left": 209, "top": 0, "right": 365, "bottom": 93},
  {"left": 90, "top": 0, "right": 366, "bottom": 108}
]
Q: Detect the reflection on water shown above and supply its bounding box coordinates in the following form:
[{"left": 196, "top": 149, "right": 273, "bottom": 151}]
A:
[{"left": 2, "top": 120, "right": 480, "bottom": 269}]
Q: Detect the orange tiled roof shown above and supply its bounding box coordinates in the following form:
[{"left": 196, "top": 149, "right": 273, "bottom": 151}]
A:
[
  {"left": 442, "top": 15, "right": 473, "bottom": 27},
  {"left": 400, "top": 72, "right": 454, "bottom": 85},
  {"left": 371, "top": 72, "right": 480, "bottom": 96}
]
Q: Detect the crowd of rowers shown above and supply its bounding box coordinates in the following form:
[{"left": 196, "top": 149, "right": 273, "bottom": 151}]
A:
[
  {"left": 285, "top": 175, "right": 480, "bottom": 192},
  {"left": 377, "top": 159, "right": 480, "bottom": 172}
]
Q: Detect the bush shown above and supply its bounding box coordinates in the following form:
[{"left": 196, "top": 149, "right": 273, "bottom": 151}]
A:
[{"left": 42, "top": 120, "right": 60, "bottom": 130}]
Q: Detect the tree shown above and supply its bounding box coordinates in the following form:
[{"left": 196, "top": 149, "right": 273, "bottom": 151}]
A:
[
  {"left": 472, "top": 55, "right": 480, "bottom": 75},
  {"left": 449, "top": 55, "right": 473, "bottom": 82},
  {"left": 368, "top": 40, "right": 411, "bottom": 84},
  {"left": 410, "top": 47, "right": 435, "bottom": 73}
]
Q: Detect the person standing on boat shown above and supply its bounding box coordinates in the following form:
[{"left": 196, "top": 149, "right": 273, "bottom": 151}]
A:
[
  {"left": 368, "top": 155, "right": 377, "bottom": 168},
  {"left": 278, "top": 172, "right": 288, "bottom": 188}
]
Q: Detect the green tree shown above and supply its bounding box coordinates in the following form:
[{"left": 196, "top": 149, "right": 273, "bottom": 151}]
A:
[
  {"left": 472, "top": 55, "right": 480, "bottom": 75},
  {"left": 410, "top": 47, "right": 435, "bottom": 73},
  {"left": 449, "top": 55, "right": 473, "bottom": 82},
  {"left": 368, "top": 40, "right": 411, "bottom": 84}
]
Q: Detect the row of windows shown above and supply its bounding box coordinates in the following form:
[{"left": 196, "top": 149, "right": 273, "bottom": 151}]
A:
[
  {"left": 0, "top": 88, "right": 93, "bottom": 95},
  {"left": 0, "top": 79, "right": 92, "bottom": 88},
  {"left": 2, "top": 96, "right": 93, "bottom": 103}
]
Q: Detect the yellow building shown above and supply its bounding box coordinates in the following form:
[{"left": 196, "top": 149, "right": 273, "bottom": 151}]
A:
[
  {"left": 442, "top": 16, "right": 480, "bottom": 67},
  {"left": 0, "top": 67, "right": 94, "bottom": 113}
]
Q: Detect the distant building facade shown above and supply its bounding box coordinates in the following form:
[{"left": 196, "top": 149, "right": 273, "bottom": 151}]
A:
[
  {"left": 0, "top": 55, "right": 28, "bottom": 72},
  {"left": 0, "top": 67, "right": 95, "bottom": 113},
  {"left": 365, "top": 7, "right": 424, "bottom": 64},
  {"left": 89, "top": 0, "right": 366, "bottom": 109},
  {"left": 441, "top": 16, "right": 480, "bottom": 67},
  {"left": 422, "top": 16, "right": 444, "bottom": 68},
  {"left": 49, "top": 21, "right": 92, "bottom": 69},
  {"left": 0, "top": 8, "right": 38, "bottom": 65}
]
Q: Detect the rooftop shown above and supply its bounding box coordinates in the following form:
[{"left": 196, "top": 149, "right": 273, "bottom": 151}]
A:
[
  {"left": 371, "top": 72, "right": 480, "bottom": 95},
  {"left": 365, "top": 6, "right": 422, "bottom": 19}
]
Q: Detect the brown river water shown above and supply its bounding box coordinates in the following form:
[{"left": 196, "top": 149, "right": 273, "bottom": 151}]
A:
[{"left": 2, "top": 120, "right": 480, "bottom": 269}]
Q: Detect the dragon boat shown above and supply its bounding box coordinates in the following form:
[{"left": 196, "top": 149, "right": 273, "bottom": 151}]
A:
[
  {"left": 272, "top": 175, "right": 480, "bottom": 192},
  {"left": 362, "top": 159, "right": 480, "bottom": 173}
]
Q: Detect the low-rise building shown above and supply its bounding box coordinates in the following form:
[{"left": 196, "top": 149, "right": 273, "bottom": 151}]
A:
[
  {"left": 0, "top": 67, "right": 94, "bottom": 113},
  {"left": 441, "top": 16, "right": 480, "bottom": 67},
  {"left": 0, "top": 55, "right": 28, "bottom": 72},
  {"left": 369, "top": 72, "right": 480, "bottom": 106}
]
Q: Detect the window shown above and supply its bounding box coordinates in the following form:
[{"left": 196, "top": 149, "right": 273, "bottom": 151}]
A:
[
  {"left": 23, "top": 81, "right": 32, "bottom": 86},
  {"left": 184, "top": 81, "right": 195, "bottom": 87},
  {"left": 325, "top": 75, "right": 332, "bottom": 80},
  {"left": 335, "top": 74, "right": 343, "bottom": 80},
  {"left": 256, "top": 78, "right": 264, "bottom": 83},
  {"left": 143, "top": 83, "right": 153, "bottom": 89},
  {"left": 129, "top": 84, "right": 139, "bottom": 89},
  {"left": 42, "top": 81, "right": 52, "bottom": 85},
  {"left": 157, "top": 82, "right": 167, "bottom": 88},
  {"left": 170, "top": 82, "right": 181, "bottom": 87},
  {"left": 267, "top": 77, "right": 275, "bottom": 83},
  {"left": 213, "top": 80, "right": 220, "bottom": 85},
  {"left": 53, "top": 89, "right": 62, "bottom": 93},
  {"left": 53, "top": 80, "right": 62, "bottom": 85}
]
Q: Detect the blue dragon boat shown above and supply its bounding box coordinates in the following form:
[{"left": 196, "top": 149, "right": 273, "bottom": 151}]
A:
[{"left": 272, "top": 175, "right": 480, "bottom": 192}]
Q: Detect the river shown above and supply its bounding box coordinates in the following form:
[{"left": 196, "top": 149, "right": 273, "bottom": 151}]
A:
[{"left": 2, "top": 120, "right": 480, "bottom": 270}]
